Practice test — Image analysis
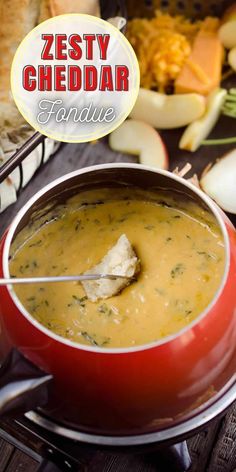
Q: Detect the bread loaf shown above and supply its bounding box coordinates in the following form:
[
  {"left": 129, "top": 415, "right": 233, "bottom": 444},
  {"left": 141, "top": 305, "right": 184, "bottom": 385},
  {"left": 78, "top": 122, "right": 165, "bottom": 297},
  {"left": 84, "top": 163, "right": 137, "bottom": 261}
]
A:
[
  {"left": 50, "top": 0, "right": 100, "bottom": 17},
  {"left": 0, "top": 0, "right": 41, "bottom": 128},
  {"left": 0, "top": 0, "right": 100, "bottom": 130},
  {"left": 38, "top": 0, "right": 52, "bottom": 22}
]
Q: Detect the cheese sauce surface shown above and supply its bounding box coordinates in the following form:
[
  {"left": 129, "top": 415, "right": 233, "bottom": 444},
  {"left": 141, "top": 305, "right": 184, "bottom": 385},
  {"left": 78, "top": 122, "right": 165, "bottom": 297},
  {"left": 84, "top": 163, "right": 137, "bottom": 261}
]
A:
[{"left": 10, "top": 188, "right": 225, "bottom": 348}]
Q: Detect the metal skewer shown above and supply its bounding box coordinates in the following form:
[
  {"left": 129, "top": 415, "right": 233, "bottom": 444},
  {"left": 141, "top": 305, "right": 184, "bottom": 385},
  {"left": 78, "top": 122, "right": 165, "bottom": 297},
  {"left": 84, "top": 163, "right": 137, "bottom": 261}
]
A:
[{"left": 0, "top": 274, "right": 129, "bottom": 285}]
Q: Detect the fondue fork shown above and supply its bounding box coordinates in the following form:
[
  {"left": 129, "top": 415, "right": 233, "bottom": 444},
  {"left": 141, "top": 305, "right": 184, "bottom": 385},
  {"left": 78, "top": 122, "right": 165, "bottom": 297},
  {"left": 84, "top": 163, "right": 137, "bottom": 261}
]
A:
[{"left": 0, "top": 274, "right": 130, "bottom": 286}]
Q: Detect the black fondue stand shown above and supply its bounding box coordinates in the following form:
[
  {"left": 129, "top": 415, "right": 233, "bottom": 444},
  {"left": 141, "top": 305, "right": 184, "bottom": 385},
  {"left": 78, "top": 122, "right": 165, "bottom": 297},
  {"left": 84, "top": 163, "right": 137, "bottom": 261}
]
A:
[{"left": 0, "top": 418, "right": 191, "bottom": 472}]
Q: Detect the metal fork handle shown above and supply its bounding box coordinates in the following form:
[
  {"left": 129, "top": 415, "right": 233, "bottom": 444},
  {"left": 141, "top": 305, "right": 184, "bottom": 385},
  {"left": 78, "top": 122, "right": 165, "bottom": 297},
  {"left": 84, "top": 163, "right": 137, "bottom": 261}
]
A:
[{"left": 0, "top": 274, "right": 129, "bottom": 285}]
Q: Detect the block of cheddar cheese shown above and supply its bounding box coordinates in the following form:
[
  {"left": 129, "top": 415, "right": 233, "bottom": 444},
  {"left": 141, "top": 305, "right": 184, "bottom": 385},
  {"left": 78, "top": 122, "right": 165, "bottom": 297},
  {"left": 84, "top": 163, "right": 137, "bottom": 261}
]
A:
[{"left": 175, "top": 28, "right": 223, "bottom": 96}]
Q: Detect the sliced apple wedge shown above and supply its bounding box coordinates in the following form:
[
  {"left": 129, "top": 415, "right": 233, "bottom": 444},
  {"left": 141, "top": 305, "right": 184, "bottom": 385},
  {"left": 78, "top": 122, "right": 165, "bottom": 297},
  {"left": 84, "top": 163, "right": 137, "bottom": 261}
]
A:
[
  {"left": 228, "top": 46, "right": 236, "bottom": 71},
  {"left": 200, "top": 149, "right": 236, "bottom": 213},
  {"left": 219, "top": 21, "right": 236, "bottom": 49},
  {"left": 179, "top": 88, "right": 227, "bottom": 152},
  {"left": 218, "top": 4, "right": 236, "bottom": 48},
  {"left": 109, "top": 119, "right": 168, "bottom": 169},
  {"left": 129, "top": 88, "right": 205, "bottom": 129}
]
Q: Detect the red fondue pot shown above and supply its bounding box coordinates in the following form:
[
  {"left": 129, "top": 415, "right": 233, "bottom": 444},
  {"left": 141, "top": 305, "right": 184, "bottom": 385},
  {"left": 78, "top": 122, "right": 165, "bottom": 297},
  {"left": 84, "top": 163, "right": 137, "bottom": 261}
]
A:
[{"left": 0, "top": 164, "right": 235, "bottom": 445}]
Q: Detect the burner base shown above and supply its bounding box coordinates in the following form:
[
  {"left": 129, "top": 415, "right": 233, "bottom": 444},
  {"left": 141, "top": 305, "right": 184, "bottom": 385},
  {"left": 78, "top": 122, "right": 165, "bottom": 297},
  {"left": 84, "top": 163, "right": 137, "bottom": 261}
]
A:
[
  {"left": 35, "top": 441, "right": 191, "bottom": 472},
  {"left": 25, "top": 378, "right": 236, "bottom": 448}
]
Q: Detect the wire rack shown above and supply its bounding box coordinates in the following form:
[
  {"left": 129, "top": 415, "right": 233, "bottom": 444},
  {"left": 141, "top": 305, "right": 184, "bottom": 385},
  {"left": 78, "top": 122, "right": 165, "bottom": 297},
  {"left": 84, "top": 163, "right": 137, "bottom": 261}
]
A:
[{"left": 126, "top": 0, "right": 233, "bottom": 19}]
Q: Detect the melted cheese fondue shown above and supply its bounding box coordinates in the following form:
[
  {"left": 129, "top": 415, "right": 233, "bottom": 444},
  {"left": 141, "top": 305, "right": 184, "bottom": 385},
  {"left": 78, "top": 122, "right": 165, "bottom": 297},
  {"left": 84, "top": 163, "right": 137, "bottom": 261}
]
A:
[{"left": 10, "top": 188, "right": 225, "bottom": 348}]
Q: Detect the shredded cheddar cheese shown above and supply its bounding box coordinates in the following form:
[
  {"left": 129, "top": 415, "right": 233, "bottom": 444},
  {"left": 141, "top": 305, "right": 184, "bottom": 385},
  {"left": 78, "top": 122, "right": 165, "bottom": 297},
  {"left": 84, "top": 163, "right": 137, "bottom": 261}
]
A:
[{"left": 127, "top": 11, "right": 220, "bottom": 92}]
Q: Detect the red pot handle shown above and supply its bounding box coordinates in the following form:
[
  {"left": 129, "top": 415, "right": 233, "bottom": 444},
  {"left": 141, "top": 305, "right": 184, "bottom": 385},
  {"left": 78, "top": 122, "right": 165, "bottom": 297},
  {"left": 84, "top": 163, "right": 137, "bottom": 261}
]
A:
[{"left": 0, "top": 349, "right": 53, "bottom": 418}]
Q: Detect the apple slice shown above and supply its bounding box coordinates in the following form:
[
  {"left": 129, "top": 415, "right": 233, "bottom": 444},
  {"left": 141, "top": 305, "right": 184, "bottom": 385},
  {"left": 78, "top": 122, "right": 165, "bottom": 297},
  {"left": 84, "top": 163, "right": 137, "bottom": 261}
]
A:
[
  {"left": 200, "top": 149, "right": 236, "bottom": 213},
  {"left": 228, "top": 46, "right": 236, "bottom": 71},
  {"left": 179, "top": 88, "right": 227, "bottom": 152},
  {"left": 129, "top": 88, "right": 205, "bottom": 129},
  {"left": 109, "top": 119, "right": 168, "bottom": 169},
  {"left": 219, "top": 21, "right": 236, "bottom": 49}
]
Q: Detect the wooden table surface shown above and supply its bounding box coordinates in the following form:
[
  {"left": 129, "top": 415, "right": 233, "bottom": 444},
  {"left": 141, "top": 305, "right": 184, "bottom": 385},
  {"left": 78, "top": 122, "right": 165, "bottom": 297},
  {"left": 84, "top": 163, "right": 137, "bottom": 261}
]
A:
[{"left": 0, "top": 129, "right": 236, "bottom": 471}]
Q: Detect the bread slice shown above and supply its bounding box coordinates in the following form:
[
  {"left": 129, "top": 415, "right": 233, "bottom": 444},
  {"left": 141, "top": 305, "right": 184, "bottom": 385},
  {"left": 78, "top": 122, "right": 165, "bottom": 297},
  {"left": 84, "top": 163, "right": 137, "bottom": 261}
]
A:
[
  {"left": 0, "top": 0, "right": 41, "bottom": 129},
  {"left": 49, "top": 0, "right": 100, "bottom": 17},
  {"left": 82, "top": 234, "right": 139, "bottom": 302},
  {"left": 38, "top": 0, "right": 52, "bottom": 22},
  {"left": 0, "top": 0, "right": 100, "bottom": 130}
]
